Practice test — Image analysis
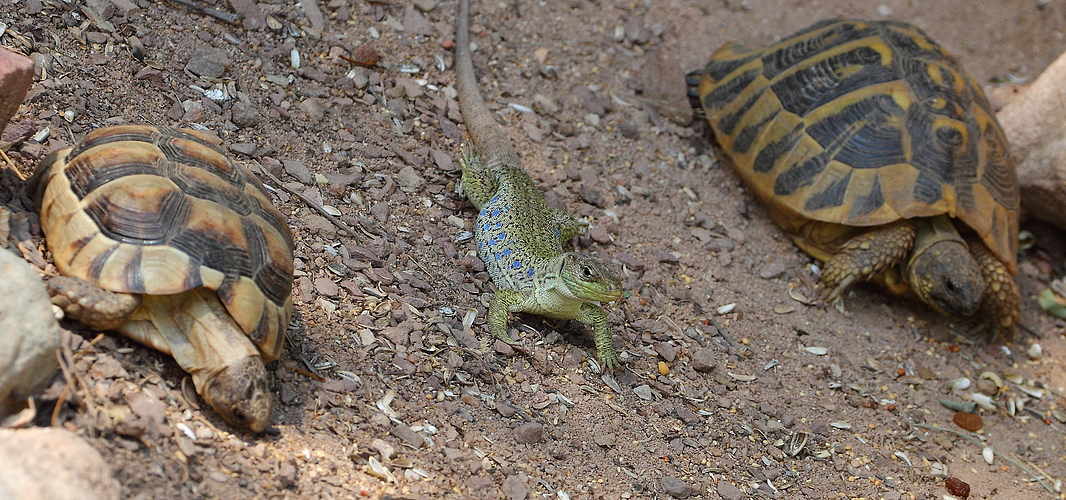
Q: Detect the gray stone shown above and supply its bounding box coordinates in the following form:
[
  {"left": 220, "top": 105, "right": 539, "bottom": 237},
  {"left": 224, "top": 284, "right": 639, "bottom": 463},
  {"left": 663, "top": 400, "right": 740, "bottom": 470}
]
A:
[
  {"left": 282, "top": 160, "right": 313, "bottom": 184},
  {"left": 230, "top": 100, "right": 260, "bottom": 128},
  {"left": 716, "top": 480, "right": 745, "bottom": 500},
  {"left": 396, "top": 165, "right": 425, "bottom": 192},
  {"left": 401, "top": 5, "right": 434, "bottom": 35},
  {"left": 691, "top": 348, "right": 717, "bottom": 373},
  {"left": 0, "top": 250, "right": 60, "bottom": 418},
  {"left": 185, "top": 45, "right": 230, "bottom": 78},
  {"left": 501, "top": 473, "right": 529, "bottom": 500},
  {"left": 0, "top": 427, "right": 120, "bottom": 500},
  {"left": 297, "top": 97, "right": 325, "bottom": 121},
  {"left": 660, "top": 476, "right": 693, "bottom": 498},
  {"left": 410, "top": 0, "right": 437, "bottom": 12},
  {"left": 512, "top": 422, "right": 544, "bottom": 444}
]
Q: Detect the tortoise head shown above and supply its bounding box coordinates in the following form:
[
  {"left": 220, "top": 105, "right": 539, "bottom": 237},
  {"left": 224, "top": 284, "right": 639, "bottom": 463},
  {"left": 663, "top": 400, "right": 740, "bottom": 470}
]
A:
[
  {"left": 559, "top": 252, "right": 623, "bottom": 303},
  {"left": 200, "top": 355, "right": 272, "bottom": 432},
  {"left": 906, "top": 239, "right": 985, "bottom": 320}
]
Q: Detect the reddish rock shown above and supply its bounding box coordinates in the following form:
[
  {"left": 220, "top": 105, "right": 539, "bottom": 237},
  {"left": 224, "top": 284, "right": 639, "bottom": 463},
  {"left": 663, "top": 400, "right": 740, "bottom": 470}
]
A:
[
  {"left": 0, "top": 47, "right": 34, "bottom": 134},
  {"left": 953, "top": 411, "right": 983, "bottom": 432}
]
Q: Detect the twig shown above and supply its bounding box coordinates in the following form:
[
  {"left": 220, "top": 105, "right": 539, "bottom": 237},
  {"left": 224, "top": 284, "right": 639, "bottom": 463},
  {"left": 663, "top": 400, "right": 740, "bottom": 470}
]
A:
[
  {"left": 707, "top": 317, "right": 745, "bottom": 354},
  {"left": 52, "top": 347, "right": 76, "bottom": 427},
  {"left": 165, "top": 0, "right": 241, "bottom": 24},
  {"left": 256, "top": 167, "right": 377, "bottom": 239},
  {"left": 913, "top": 423, "right": 1055, "bottom": 495}
]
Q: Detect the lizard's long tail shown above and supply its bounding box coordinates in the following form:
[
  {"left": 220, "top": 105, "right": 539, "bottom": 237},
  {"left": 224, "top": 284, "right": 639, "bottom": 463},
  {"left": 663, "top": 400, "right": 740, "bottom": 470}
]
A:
[{"left": 455, "top": 0, "right": 522, "bottom": 171}]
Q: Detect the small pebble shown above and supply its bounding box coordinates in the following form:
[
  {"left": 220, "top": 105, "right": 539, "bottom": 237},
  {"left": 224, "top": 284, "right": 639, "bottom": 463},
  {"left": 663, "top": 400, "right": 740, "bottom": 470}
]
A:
[
  {"left": 691, "top": 348, "right": 716, "bottom": 373},
  {"left": 945, "top": 477, "right": 970, "bottom": 498},
  {"left": 660, "top": 476, "right": 693, "bottom": 498},
  {"left": 953, "top": 411, "right": 983, "bottom": 432},
  {"left": 512, "top": 422, "right": 544, "bottom": 444}
]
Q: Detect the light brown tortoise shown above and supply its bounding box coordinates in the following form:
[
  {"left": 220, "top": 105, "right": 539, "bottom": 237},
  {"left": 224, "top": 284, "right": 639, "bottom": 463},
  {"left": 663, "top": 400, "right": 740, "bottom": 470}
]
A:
[
  {"left": 29, "top": 125, "right": 294, "bottom": 431},
  {"left": 693, "top": 19, "right": 1020, "bottom": 334}
]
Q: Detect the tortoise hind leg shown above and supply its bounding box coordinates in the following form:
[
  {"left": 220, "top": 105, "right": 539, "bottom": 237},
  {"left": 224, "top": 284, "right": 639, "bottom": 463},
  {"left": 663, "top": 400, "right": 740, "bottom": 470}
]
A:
[
  {"left": 46, "top": 276, "right": 142, "bottom": 331},
  {"left": 820, "top": 221, "right": 916, "bottom": 302},
  {"left": 967, "top": 237, "right": 1020, "bottom": 339}
]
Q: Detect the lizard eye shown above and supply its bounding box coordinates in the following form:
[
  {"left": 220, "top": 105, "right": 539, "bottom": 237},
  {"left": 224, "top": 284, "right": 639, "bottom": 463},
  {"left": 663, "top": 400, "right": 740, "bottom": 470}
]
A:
[{"left": 581, "top": 266, "right": 594, "bottom": 278}]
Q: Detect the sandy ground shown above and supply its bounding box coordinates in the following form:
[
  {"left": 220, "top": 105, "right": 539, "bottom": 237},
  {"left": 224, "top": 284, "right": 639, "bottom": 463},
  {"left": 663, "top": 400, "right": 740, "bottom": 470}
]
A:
[{"left": 3, "top": 0, "right": 1066, "bottom": 498}]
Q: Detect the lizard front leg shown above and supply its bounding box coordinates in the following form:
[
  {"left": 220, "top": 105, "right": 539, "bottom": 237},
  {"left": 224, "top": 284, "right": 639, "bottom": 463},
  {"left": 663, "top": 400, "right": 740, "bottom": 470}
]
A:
[
  {"left": 487, "top": 288, "right": 527, "bottom": 343},
  {"left": 550, "top": 208, "right": 583, "bottom": 241},
  {"left": 821, "top": 220, "right": 915, "bottom": 302},
  {"left": 577, "top": 302, "right": 619, "bottom": 370}
]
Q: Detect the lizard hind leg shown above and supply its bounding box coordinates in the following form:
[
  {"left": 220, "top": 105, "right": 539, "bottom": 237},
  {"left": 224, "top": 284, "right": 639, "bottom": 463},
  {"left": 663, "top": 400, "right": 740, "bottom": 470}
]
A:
[
  {"left": 459, "top": 148, "right": 498, "bottom": 209},
  {"left": 820, "top": 221, "right": 916, "bottom": 302}
]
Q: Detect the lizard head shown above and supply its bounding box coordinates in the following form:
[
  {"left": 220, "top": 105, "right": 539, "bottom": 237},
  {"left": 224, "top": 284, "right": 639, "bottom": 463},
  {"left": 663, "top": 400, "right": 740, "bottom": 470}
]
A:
[{"left": 560, "top": 252, "right": 623, "bottom": 303}]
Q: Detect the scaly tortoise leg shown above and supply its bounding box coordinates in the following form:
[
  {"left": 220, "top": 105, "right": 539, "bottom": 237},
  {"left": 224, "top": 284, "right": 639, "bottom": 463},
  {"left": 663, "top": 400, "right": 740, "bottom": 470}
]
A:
[
  {"left": 820, "top": 221, "right": 916, "bottom": 302},
  {"left": 967, "top": 236, "right": 1020, "bottom": 338},
  {"left": 46, "top": 275, "right": 141, "bottom": 330}
]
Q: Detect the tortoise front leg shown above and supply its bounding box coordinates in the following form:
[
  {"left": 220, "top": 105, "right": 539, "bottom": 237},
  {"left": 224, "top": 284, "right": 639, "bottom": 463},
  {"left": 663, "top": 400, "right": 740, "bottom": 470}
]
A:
[
  {"left": 47, "top": 276, "right": 141, "bottom": 331},
  {"left": 967, "top": 237, "right": 1020, "bottom": 338},
  {"left": 820, "top": 221, "right": 916, "bottom": 302}
]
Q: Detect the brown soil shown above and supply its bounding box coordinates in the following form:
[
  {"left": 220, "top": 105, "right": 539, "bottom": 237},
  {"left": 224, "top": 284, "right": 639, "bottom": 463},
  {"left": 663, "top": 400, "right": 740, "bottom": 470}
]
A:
[{"left": 3, "top": 0, "right": 1066, "bottom": 498}]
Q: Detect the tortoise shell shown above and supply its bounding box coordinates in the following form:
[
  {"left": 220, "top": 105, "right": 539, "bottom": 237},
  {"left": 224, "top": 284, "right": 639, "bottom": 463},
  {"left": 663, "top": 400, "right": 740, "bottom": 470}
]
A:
[
  {"left": 696, "top": 19, "right": 1019, "bottom": 273},
  {"left": 30, "top": 125, "right": 294, "bottom": 359}
]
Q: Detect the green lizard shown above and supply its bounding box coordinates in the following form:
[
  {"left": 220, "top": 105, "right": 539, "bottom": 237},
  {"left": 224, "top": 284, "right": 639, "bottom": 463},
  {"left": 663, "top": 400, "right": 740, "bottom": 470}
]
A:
[{"left": 454, "top": 0, "right": 624, "bottom": 369}]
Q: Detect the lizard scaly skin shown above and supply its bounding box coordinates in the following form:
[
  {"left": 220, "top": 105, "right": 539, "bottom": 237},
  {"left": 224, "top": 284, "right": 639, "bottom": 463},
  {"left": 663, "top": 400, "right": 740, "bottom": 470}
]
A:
[{"left": 455, "top": 0, "right": 624, "bottom": 369}]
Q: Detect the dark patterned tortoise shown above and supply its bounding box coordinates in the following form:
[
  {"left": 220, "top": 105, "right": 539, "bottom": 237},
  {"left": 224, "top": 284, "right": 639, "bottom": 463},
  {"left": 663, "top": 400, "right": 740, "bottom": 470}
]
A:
[
  {"left": 693, "top": 19, "right": 1020, "bottom": 334},
  {"left": 29, "top": 125, "right": 294, "bottom": 431}
]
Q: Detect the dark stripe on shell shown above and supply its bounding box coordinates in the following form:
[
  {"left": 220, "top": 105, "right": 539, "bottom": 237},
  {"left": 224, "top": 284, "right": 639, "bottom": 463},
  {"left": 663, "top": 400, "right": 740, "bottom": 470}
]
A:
[
  {"left": 803, "top": 169, "right": 852, "bottom": 211},
  {"left": 85, "top": 188, "right": 190, "bottom": 246},
  {"left": 155, "top": 132, "right": 243, "bottom": 186},
  {"left": 241, "top": 218, "right": 291, "bottom": 307},
  {"left": 805, "top": 94, "right": 907, "bottom": 169},
  {"left": 753, "top": 123, "right": 803, "bottom": 173},
  {"left": 732, "top": 108, "right": 780, "bottom": 155},
  {"left": 880, "top": 25, "right": 950, "bottom": 62},
  {"left": 912, "top": 171, "right": 944, "bottom": 204},
  {"left": 167, "top": 160, "right": 258, "bottom": 217},
  {"left": 702, "top": 68, "right": 761, "bottom": 112},
  {"left": 703, "top": 49, "right": 760, "bottom": 81},
  {"left": 770, "top": 46, "right": 889, "bottom": 117},
  {"left": 122, "top": 246, "right": 145, "bottom": 292},
  {"left": 717, "top": 89, "right": 766, "bottom": 136},
  {"left": 760, "top": 21, "right": 863, "bottom": 79},
  {"left": 849, "top": 174, "right": 886, "bottom": 218},
  {"left": 66, "top": 160, "right": 162, "bottom": 201},
  {"left": 69, "top": 126, "right": 155, "bottom": 159},
  {"left": 86, "top": 242, "right": 118, "bottom": 283},
  {"left": 774, "top": 152, "right": 830, "bottom": 196},
  {"left": 979, "top": 122, "right": 1019, "bottom": 210}
]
